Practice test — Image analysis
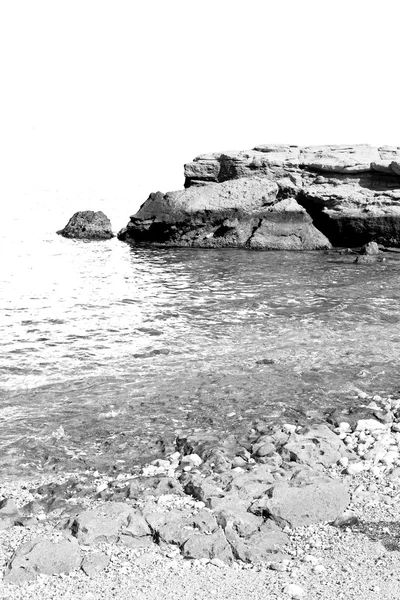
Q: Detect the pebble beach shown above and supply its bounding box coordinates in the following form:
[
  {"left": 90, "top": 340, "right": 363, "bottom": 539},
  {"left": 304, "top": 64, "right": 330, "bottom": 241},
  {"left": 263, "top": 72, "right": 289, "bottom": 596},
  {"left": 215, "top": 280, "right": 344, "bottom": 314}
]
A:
[{"left": 2, "top": 391, "right": 400, "bottom": 598}]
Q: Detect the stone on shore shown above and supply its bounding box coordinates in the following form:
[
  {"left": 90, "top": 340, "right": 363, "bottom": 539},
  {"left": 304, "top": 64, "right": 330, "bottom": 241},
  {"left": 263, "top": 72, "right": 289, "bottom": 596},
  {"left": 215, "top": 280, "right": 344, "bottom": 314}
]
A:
[
  {"left": 0, "top": 498, "right": 20, "bottom": 530},
  {"left": 224, "top": 520, "right": 290, "bottom": 563},
  {"left": 57, "top": 210, "right": 114, "bottom": 240},
  {"left": 81, "top": 551, "right": 110, "bottom": 577},
  {"left": 280, "top": 423, "right": 352, "bottom": 468},
  {"left": 182, "top": 529, "right": 233, "bottom": 563},
  {"left": 261, "top": 474, "right": 349, "bottom": 528},
  {"left": 145, "top": 508, "right": 218, "bottom": 546},
  {"left": 70, "top": 502, "right": 136, "bottom": 544},
  {"left": 4, "top": 538, "right": 81, "bottom": 585},
  {"left": 127, "top": 475, "right": 184, "bottom": 500}
]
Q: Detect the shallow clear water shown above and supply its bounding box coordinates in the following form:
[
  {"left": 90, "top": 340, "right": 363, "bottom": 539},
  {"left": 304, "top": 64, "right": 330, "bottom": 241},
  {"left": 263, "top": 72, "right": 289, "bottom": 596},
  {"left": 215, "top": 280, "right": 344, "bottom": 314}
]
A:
[{"left": 2, "top": 197, "right": 400, "bottom": 474}]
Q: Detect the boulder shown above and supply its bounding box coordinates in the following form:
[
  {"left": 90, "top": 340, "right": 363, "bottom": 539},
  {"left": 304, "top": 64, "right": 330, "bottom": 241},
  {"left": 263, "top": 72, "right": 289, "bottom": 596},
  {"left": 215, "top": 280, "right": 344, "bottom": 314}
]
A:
[
  {"left": 145, "top": 508, "right": 218, "bottom": 546},
  {"left": 225, "top": 466, "right": 275, "bottom": 502},
  {"left": 0, "top": 498, "right": 20, "bottom": 529},
  {"left": 214, "top": 506, "right": 263, "bottom": 538},
  {"left": 70, "top": 502, "right": 135, "bottom": 544},
  {"left": 119, "top": 144, "right": 400, "bottom": 249},
  {"left": 4, "top": 538, "right": 81, "bottom": 585},
  {"left": 225, "top": 520, "right": 289, "bottom": 563},
  {"left": 280, "top": 424, "right": 351, "bottom": 468},
  {"left": 57, "top": 211, "right": 114, "bottom": 240},
  {"left": 127, "top": 475, "right": 184, "bottom": 500},
  {"left": 260, "top": 474, "right": 349, "bottom": 527},
  {"left": 182, "top": 529, "right": 233, "bottom": 563}
]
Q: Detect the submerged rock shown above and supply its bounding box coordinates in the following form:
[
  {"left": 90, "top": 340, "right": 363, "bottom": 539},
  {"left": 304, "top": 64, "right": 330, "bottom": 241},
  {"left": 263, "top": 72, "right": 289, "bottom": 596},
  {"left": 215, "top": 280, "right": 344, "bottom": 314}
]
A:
[
  {"left": 119, "top": 144, "right": 400, "bottom": 249},
  {"left": 57, "top": 211, "right": 114, "bottom": 240}
]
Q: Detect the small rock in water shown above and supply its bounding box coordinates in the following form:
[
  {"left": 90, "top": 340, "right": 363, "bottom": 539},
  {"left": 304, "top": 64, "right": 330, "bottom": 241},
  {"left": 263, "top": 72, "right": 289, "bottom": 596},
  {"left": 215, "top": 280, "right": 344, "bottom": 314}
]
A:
[
  {"left": 361, "top": 242, "right": 380, "bottom": 255},
  {"left": 57, "top": 210, "right": 114, "bottom": 240}
]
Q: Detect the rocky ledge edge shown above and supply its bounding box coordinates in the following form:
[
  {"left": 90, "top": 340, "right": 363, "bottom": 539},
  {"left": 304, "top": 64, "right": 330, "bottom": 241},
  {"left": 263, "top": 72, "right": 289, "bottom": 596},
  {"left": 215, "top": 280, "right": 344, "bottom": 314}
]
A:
[
  {"left": 118, "top": 144, "right": 400, "bottom": 250},
  {"left": 2, "top": 392, "right": 400, "bottom": 596}
]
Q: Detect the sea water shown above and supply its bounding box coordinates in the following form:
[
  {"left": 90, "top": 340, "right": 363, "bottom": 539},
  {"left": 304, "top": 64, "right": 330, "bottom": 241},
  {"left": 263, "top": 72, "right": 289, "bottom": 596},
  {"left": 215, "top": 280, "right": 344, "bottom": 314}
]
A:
[{"left": 2, "top": 194, "right": 400, "bottom": 474}]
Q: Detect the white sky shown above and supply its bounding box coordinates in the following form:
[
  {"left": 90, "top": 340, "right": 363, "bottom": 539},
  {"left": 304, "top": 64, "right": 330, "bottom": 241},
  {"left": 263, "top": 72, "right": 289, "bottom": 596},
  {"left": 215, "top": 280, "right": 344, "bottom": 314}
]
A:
[{"left": 0, "top": 0, "right": 399, "bottom": 214}]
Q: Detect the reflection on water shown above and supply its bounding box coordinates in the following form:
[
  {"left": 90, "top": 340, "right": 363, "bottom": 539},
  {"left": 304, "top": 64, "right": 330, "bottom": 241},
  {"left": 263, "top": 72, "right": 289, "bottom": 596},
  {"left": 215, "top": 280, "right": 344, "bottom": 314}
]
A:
[{"left": 2, "top": 231, "right": 400, "bottom": 472}]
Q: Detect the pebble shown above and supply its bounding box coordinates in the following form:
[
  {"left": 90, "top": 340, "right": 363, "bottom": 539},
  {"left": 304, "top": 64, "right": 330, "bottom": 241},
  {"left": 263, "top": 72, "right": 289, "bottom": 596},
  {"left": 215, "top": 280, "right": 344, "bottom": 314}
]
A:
[
  {"left": 312, "top": 564, "right": 326, "bottom": 574},
  {"left": 210, "top": 558, "right": 226, "bottom": 568},
  {"left": 282, "top": 424, "right": 297, "bottom": 434},
  {"left": 283, "top": 583, "right": 305, "bottom": 598},
  {"left": 356, "top": 419, "right": 386, "bottom": 432},
  {"left": 346, "top": 462, "right": 365, "bottom": 475}
]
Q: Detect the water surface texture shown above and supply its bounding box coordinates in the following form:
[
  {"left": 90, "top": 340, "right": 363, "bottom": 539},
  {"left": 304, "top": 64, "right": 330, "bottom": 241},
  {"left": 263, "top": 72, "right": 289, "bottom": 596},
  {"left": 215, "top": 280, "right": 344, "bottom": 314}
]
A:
[{"left": 2, "top": 199, "right": 400, "bottom": 473}]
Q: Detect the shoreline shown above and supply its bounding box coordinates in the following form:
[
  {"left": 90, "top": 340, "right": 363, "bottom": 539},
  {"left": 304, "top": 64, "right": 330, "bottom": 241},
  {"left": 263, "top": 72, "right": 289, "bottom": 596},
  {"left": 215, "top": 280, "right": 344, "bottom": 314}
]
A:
[{"left": 2, "top": 392, "right": 400, "bottom": 597}]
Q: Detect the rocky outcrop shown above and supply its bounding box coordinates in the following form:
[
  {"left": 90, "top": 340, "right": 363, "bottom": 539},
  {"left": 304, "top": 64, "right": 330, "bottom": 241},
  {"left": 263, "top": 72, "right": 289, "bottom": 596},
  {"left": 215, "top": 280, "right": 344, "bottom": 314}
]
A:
[
  {"left": 118, "top": 177, "right": 330, "bottom": 250},
  {"left": 57, "top": 211, "right": 114, "bottom": 240},
  {"left": 119, "top": 144, "right": 400, "bottom": 249}
]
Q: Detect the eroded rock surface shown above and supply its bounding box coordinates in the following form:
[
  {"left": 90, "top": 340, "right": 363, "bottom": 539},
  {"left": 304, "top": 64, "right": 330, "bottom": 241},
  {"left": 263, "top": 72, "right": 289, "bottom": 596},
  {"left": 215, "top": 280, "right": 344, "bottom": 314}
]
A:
[{"left": 118, "top": 144, "right": 400, "bottom": 248}]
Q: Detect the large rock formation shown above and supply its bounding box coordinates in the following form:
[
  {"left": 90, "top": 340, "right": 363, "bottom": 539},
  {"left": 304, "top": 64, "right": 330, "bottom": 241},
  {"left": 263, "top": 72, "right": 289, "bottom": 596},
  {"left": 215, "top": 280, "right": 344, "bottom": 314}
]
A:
[{"left": 118, "top": 144, "right": 400, "bottom": 249}]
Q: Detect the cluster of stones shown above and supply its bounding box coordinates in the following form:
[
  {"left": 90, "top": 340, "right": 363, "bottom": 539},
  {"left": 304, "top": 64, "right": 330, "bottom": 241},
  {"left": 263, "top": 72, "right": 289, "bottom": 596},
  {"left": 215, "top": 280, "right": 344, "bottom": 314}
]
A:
[
  {"left": 334, "top": 394, "right": 400, "bottom": 477},
  {"left": 1, "top": 392, "right": 400, "bottom": 586},
  {"left": 118, "top": 144, "right": 400, "bottom": 250}
]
